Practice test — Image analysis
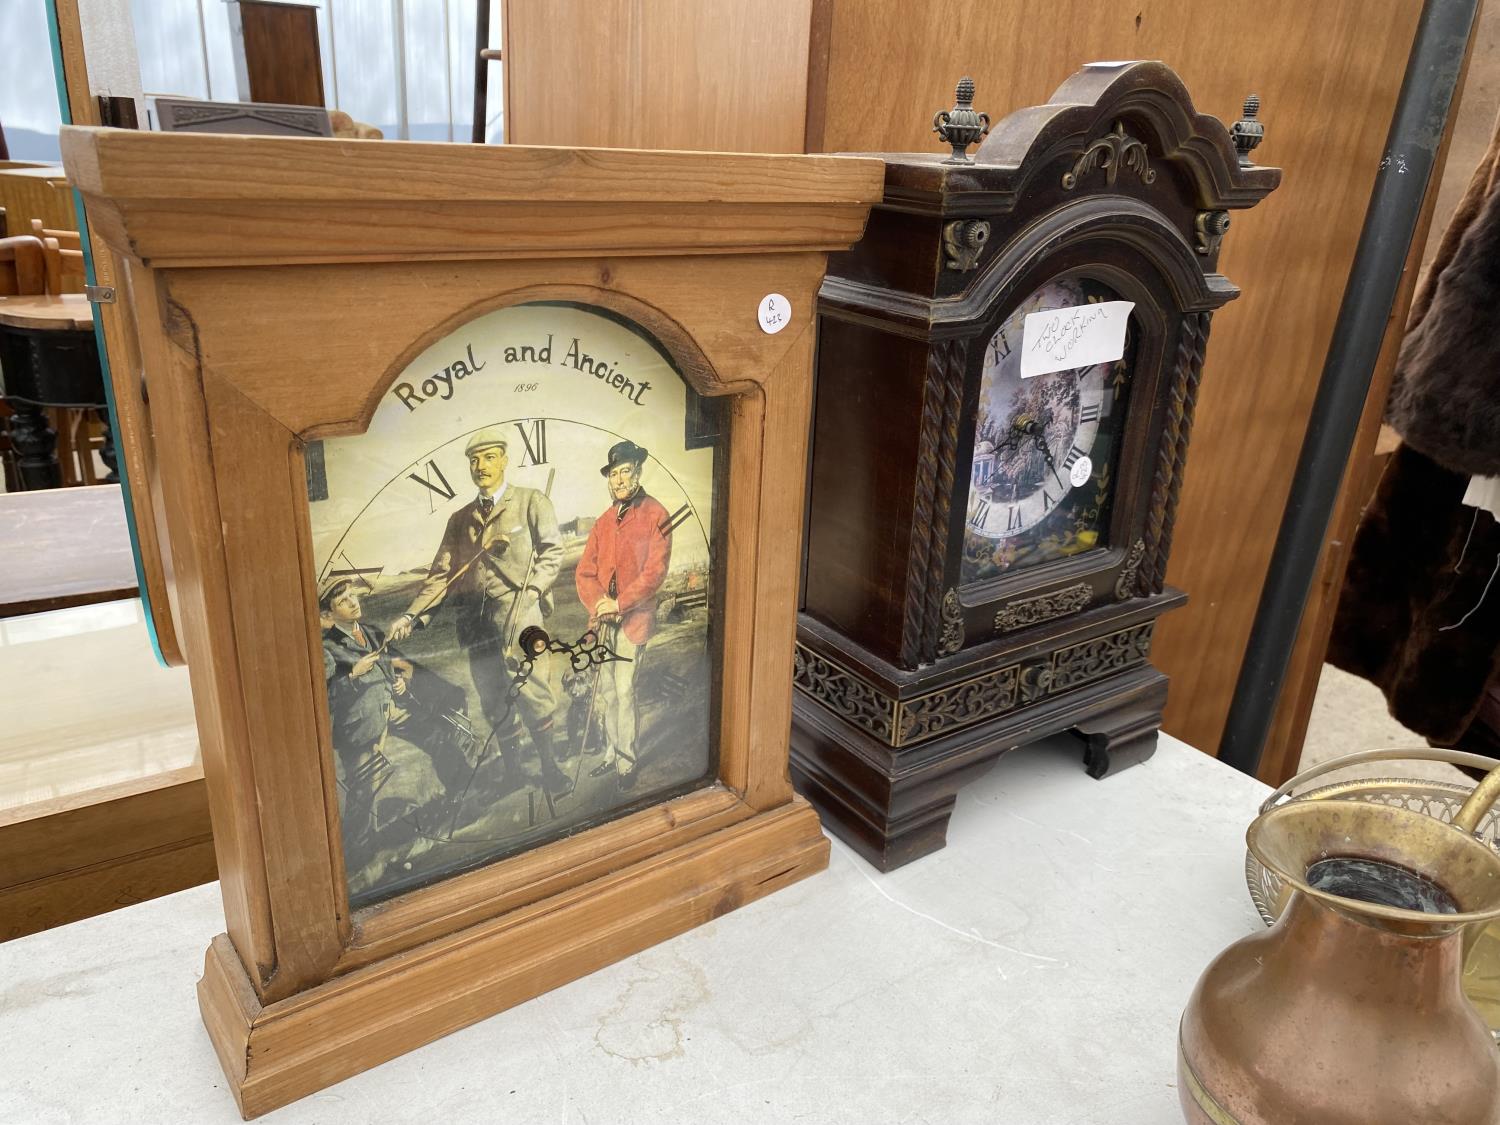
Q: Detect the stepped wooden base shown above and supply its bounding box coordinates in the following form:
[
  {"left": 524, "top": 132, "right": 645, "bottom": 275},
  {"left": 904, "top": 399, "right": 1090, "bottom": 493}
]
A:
[
  {"left": 792, "top": 666, "right": 1166, "bottom": 872},
  {"left": 198, "top": 797, "right": 828, "bottom": 1119}
]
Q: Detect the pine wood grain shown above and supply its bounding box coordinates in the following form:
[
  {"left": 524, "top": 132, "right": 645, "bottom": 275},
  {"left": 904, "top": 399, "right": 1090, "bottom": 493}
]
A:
[
  {"left": 65, "top": 128, "right": 880, "bottom": 1115},
  {"left": 200, "top": 372, "right": 344, "bottom": 997},
  {"left": 158, "top": 257, "right": 837, "bottom": 438},
  {"left": 61, "top": 130, "right": 876, "bottom": 205},
  {"left": 345, "top": 785, "right": 753, "bottom": 969},
  {"left": 200, "top": 797, "right": 828, "bottom": 1119},
  {"left": 743, "top": 322, "right": 817, "bottom": 810},
  {"left": 124, "top": 263, "right": 279, "bottom": 980}
]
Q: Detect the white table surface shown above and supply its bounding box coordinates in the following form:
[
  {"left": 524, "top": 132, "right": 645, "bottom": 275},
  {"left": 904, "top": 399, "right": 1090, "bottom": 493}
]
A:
[{"left": 0, "top": 732, "right": 1270, "bottom": 1125}]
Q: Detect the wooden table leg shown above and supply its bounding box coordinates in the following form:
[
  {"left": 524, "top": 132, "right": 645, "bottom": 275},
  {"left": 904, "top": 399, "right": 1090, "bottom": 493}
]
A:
[{"left": 9, "top": 401, "right": 61, "bottom": 489}]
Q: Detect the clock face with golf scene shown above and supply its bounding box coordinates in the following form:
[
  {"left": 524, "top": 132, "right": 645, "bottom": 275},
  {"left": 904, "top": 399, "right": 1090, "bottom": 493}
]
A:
[
  {"left": 961, "top": 276, "right": 1137, "bottom": 585},
  {"left": 306, "top": 302, "right": 724, "bottom": 908}
]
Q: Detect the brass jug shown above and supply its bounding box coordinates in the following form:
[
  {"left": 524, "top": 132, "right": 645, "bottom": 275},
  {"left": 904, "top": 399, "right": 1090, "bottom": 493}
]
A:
[{"left": 1179, "top": 768, "right": 1500, "bottom": 1124}]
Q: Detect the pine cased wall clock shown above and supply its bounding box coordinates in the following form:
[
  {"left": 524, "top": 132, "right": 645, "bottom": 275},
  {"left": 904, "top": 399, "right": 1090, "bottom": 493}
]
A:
[
  {"left": 62, "top": 127, "right": 882, "bottom": 1117},
  {"left": 792, "top": 61, "right": 1279, "bottom": 870}
]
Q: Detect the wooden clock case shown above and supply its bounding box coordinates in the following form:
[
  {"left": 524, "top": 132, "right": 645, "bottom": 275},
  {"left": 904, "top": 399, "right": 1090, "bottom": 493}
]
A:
[
  {"left": 792, "top": 62, "right": 1279, "bottom": 871},
  {"left": 61, "top": 127, "right": 882, "bottom": 1117}
]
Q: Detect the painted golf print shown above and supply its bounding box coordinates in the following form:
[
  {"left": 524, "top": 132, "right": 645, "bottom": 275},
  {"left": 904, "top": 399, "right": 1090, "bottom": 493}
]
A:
[{"left": 307, "top": 302, "right": 723, "bottom": 907}]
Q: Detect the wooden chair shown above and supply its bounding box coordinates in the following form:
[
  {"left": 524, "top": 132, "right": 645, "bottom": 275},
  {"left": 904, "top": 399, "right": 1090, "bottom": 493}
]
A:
[
  {"left": 0, "top": 233, "right": 46, "bottom": 296},
  {"left": 30, "top": 220, "right": 85, "bottom": 295}
]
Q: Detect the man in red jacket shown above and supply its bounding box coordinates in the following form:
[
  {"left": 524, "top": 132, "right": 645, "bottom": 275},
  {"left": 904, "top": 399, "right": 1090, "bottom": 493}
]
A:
[{"left": 575, "top": 440, "right": 672, "bottom": 789}]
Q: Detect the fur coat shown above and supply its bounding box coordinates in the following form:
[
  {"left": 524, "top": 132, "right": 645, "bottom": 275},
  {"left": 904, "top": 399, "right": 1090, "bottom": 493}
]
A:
[{"left": 1329, "top": 133, "right": 1500, "bottom": 745}]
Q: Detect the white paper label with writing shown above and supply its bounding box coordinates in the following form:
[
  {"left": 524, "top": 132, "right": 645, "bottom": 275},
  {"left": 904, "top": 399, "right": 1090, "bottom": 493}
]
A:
[
  {"left": 1020, "top": 300, "right": 1135, "bottom": 379},
  {"left": 757, "top": 293, "right": 791, "bottom": 335},
  {"left": 1069, "top": 454, "right": 1094, "bottom": 488}
]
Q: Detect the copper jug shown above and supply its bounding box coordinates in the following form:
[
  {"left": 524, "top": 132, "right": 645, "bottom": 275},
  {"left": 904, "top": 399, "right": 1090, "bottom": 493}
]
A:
[{"left": 1179, "top": 769, "right": 1500, "bottom": 1124}]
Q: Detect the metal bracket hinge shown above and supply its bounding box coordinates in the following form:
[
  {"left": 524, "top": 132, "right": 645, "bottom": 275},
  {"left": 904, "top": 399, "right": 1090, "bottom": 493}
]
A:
[{"left": 85, "top": 284, "right": 117, "bottom": 304}]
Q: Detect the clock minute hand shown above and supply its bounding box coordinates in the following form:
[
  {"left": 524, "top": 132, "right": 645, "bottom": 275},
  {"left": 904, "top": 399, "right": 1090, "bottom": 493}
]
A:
[{"left": 1031, "top": 431, "right": 1066, "bottom": 490}]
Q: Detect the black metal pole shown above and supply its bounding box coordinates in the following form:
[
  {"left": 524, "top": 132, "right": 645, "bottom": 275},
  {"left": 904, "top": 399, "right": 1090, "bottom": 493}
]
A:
[
  {"left": 470, "top": 0, "right": 491, "bottom": 144},
  {"left": 1217, "top": 0, "right": 1480, "bottom": 775}
]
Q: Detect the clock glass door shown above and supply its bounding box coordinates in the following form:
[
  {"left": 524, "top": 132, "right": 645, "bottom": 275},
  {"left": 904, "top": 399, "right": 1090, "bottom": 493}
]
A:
[
  {"left": 305, "top": 302, "right": 724, "bottom": 907},
  {"left": 961, "top": 276, "right": 1137, "bottom": 585}
]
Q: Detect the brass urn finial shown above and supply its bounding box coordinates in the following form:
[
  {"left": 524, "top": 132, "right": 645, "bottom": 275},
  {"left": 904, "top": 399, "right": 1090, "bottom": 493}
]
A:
[
  {"left": 932, "top": 76, "right": 990, "bottom": 165},
  {"left": 1230, "top": 94, "right": 1264, "bottom": 167}
]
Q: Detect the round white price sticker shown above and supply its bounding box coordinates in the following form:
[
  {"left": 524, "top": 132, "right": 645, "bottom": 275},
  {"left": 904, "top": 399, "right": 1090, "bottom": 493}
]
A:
[
  {"left": 1069, "top": 455, "right": 1093, "bottom": 488},
  {"left": 758, "top": 293, "right": 791, "bottom": 334}
]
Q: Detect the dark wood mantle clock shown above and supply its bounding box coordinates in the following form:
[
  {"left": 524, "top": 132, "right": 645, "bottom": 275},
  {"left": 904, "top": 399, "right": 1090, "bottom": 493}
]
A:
[
  {"left": 792, "top": 61, "right": 1280, "bottom": 870},
  {"left": 62, "top": 127, "right": 882, "bottom": 1116}
]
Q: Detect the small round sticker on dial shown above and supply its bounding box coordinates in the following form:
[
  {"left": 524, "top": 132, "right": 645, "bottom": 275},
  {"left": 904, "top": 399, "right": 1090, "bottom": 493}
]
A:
[
  {"left": 758, "top": 293, "right": 791, "bottom": 334},
  {"left": 1069, "top": 454, "right": 1093, "bottom": 488}
]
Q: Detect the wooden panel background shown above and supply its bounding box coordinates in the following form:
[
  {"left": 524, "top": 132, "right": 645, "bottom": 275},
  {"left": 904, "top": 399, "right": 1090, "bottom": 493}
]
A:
[
  {"left": 501, "top": 0, "right": 813, "bottom": 152},
  {"left": 810, "top": 0, "right": 1426, "bottom": 757}
]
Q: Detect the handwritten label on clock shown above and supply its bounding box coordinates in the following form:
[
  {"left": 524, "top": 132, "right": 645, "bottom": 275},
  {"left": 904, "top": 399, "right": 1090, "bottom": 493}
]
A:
[
  {"left": 1068, "top": 454, "right": 1094, "bottom": 488},
  {"left": 1020, "top": 300, "right": 1134, "bottom": 379},
  {"left": 757, "top": 293, "right": 791, "bottom": 334}
]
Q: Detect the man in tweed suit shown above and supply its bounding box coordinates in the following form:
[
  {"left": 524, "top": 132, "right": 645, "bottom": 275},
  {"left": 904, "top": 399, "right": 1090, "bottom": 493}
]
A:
[{"left": 389, "top": 428, "right": 573, "bottom": 797}]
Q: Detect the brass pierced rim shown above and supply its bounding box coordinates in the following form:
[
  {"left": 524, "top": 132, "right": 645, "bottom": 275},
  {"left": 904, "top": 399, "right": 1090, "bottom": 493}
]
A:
[
  {"left": 1264, "top": 774, "right": 1481, "bottom": 814},
  {"left": 1260, "top": 746, "right": 1500, "bottom": 816}
]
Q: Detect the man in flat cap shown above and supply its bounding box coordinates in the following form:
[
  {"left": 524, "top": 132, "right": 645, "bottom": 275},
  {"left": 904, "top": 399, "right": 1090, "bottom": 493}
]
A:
[
  {"left": 389, "top": 428, "right": 572, "bottom": 797},
  {"left": 575, "top": 439, "right": 673, "bottom": 789}
]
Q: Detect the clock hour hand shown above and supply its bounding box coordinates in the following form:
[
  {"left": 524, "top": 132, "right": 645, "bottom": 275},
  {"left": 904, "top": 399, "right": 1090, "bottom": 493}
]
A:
[{"left": 518, "top": 625, "right": 633, "bottom": 673}]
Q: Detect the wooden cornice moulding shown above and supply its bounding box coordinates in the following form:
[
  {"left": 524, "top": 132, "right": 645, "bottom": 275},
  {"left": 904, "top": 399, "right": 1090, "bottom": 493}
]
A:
[
  {"left": 61, "top": 126, "right": 882, "bottom": 1117},
  {"left": 819, "top": 195, "right": 1241, "bottom": 336},
  {"left": 869, "top": 61, "right": 1282, "bottom": 217},
  {"left": 61, "top": 128, "right": 884, "bottom": 266}
]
